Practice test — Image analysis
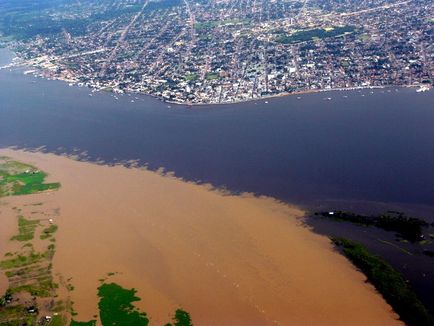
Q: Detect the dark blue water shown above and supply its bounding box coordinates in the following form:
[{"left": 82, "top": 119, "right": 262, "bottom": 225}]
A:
[{"left": 1, "top": 50, "right": 433, "bottom": 216}]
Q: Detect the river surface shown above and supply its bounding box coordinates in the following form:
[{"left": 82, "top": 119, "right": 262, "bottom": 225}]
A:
[{"left": 1, "top": 48, "right": 434, "bottom": 313}]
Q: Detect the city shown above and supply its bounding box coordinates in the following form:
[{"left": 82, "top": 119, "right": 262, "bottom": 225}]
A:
[{"left": 1, "top": 0, "right": 432, "bottom": 104}]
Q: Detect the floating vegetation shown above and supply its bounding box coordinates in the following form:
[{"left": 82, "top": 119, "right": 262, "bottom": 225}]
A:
[
  {"left": 98, "top": 283, "right": 149, "bottom": 326},
  {"left": 79, "top": 281, "right": 193, "bottom": 326},
  {"left": 168, "top": 309, "right": 193, "bottom": 326}
]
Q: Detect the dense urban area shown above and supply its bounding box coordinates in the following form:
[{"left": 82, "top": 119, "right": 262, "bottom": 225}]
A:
[{"left": 0, "top": 0, "right": 433, "bottom": 104}]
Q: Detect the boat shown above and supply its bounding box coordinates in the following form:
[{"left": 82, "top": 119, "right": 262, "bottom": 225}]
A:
[{"left": 416, "top": 85, "right": 430, "bottom": 93}]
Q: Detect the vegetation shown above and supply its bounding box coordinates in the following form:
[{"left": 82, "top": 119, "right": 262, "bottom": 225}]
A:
[
  {"left": 50, "top": 314, "right": 67, "bottom": 326},
  {"left": 332, "top": 237, "right": 434, "bottom": 326},
  {"left": 205, "top": 72, "right": 219, "bottom": 80},
  {"left": 95, "top": 282, "right": 193, "bottom": 326},
  {"left": 0, "top": 200, "right": 63, "bottom": 325},
  {"left": 0, "top": 250, "right": 45, "bottom": 269},
  {"left": 98, "top": 283, "right": 149, "bottom": 326},
  {"left": 316, "top": 211, "right": 428, "bottom": 242},
  {"left": 0, "top": 303, "right": 37, "bottom": 325},
  {"left": 0, "top": 157, "right": 60, "bottom": 197},
  {"left": 195, "top": 21, "right": 218, "bottom": 31},
  {"left": 70, "top": 320, "right": 97, "bottom": 326},
  {"left": 276, "top": 26, "right": 355, "bottom": 44},
  {"left": 146, "top": 0, "right": 181, "bottom": 11},
  {"left": 40, "top": 224, "right": 58, "bottom": 240},
  {"left": 185, "top": 74, "right": 198, "bottom": 82},
  {"left": 8, "top": 277, "right": 57, "bottom": 297},
  {"left": 10, "top": 216, "right": 40, "bottom": 241},
  {"left": 195, "top": 18, "right": 248, "bottom": 31},
  {"left": 168, "top": 309, "right": 193, "bottom": 326}
]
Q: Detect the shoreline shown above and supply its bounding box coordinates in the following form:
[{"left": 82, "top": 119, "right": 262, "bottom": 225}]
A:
[
  {"left": 1, "top": 48, "right": 431, "bottom": 108},
  {"left": 0, "top": 148, "right": 402, "bottom": 325}
]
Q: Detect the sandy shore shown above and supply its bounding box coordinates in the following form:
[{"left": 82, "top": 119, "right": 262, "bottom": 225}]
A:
[{"left": 0, "top": 149, "right": 402, "bottom": 325}]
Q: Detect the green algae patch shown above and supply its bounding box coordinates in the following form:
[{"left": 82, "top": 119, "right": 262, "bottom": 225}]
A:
[
  {"left": 98, "top": 283, "right": 149, "bottom": 326},
  {"left": 0, "top": 157, "right": 60, "bottom": 197}
]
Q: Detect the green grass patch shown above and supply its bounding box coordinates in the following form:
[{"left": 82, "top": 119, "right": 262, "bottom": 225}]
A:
[
  {"left": 205, "top": 72, "right": 219, "bottom": 80},
  {"left": 9, "top": 278, "right": 56, "bottom": 297},
  {"left": 184, "top": 74, "right": 198, "bottom": 82},
  {"left": 0, "top": 304, "right": 37, "bottom": 325},
  {"left": 195, "top": 19, "right": 248, "bottom": 31},
  {"left": 98, "top": 283, "right": 149, "bottom": 326},
  {"left": 332, "top": 237, "right": 434, "bottom": 326},
  {"left": 10, "top": 216, "right": 40, "bottom": 241},
  {"left": 50, "top": 314, "right": 67, "bottom": 326},
  {"left": 0, "top": 251, "right": 45, "bottom": 269},
  {"left": 0, "top": 157, "right": 60, "bottom": 197},
  {"left": 194, "top": 21, "right": 218, "bottom": 31},
  {"left": 40, "top": 224, "right": 58, "bottom": 240},
  {"left": 276, "top": 26, "right": 356, "bottom": 44}
]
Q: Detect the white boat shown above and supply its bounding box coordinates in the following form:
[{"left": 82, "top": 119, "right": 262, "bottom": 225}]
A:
[{"left": 416, "top": 85, "right": 430, "bottom": 93}]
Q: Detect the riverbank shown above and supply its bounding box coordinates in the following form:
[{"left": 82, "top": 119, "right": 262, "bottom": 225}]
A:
[
  {"left": 0, "top": 148, "right": 402, "bottom": 325},
  {"left": 0, "top": 48, "right": 430, "bottom": 107}
]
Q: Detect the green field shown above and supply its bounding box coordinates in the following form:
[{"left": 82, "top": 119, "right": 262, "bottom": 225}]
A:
[
  {"left": 276, "top": 26, "right": 356, "bottom": 44},
  {"left": 195, "top": 18, "right": 249, "bottom": 31},
  {"left": 0, "top": 157, "right": 60, "bottom": 197},
  {"left": 205, "top": 72, "right": 219, "bottom": 80},
  {"left": 185, "top": 73, "right": 198, "bottom": 82},
  {"left": 11, "top": 216, "right": 40, "bottom": 241}
]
